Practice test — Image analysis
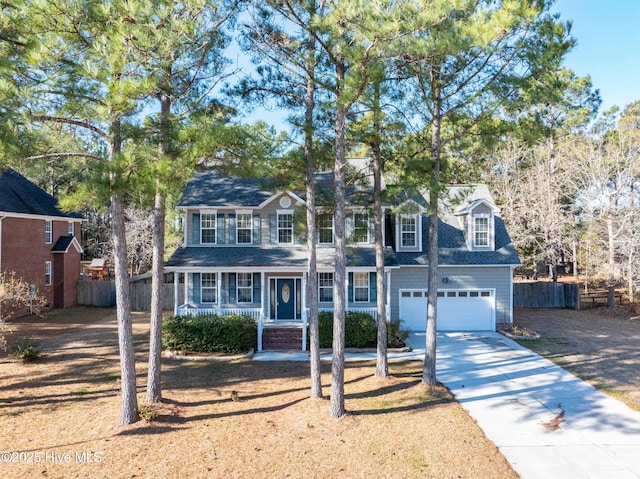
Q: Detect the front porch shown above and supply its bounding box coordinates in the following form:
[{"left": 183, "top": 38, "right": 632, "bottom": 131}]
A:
[
  {"left": 175, "top": 304, "right": 380, "bottom": 351},
  {"left": 169, "top": 268, "right": 389, "bottom": 351}
]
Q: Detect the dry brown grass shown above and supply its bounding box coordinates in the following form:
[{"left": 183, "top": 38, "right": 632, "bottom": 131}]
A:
[
  {"left": 0, "top": 307, "right": 516, "bottom": 479},
  {"left": 515, "top": 307, "right": 640, "bottom": 411}
]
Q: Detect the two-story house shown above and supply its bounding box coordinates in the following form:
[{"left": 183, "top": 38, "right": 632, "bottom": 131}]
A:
[
  {"left": 0, "top": 169, "right": 83, "bottom": 314},
  {"left": 165, "top": 170, "right": 521, "bottom": 350}
]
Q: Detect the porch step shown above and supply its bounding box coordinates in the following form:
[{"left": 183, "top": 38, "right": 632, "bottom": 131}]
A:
[{"left": 263, "top": 327, "right": 304, "bottom": 351}]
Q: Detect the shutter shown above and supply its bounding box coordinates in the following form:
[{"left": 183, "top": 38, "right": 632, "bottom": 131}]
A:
[
  {"left": 228, "top": 273, "right": 236, "bottom": 303},
  {"left": 253, "top": 214, "right": 261, "bottom": 244},
  {"left": 369, "top": 214, "right": 375, "bottom": 244},
  {"left": 370, "top": 272, "right": 377, "bottom": 302},
  {"left": 269, "top": 214, "right": 276, "bottom": 243},
  {"left": 217, "top": 215, "right": 225, "bottom": 244},
  {"left": 192, "top": 273, "right": 201, "bottom": 304},
  {"left": 253, "top": 273, "right": 260, "bottom": 303},
  {"left": 348, "top": 272, "right": 354, "bottom": 302},
  {"left": 228, "top": 214, "right": 236, "bottom": 244},
  {"left": 192, "top": 213, "right": 201, "bottom": 245}
]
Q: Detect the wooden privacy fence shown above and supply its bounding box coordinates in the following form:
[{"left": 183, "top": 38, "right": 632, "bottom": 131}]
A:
[
  {"left": 513, "top": 282, "right": 579, "bottom": 309},
  {"left": 77, "top": 280, "right": 184, "bottom": 311}
]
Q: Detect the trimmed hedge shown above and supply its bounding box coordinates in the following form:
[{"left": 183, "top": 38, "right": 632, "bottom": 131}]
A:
[
  {"left": 162, "top": 314, "right": 257, "bottom": 354},
  {"left": 316, "top": 312, "right": 409, "bottom": 348},
  {"left": 317, "top": 311, "right": 378, "bottom": 348}
]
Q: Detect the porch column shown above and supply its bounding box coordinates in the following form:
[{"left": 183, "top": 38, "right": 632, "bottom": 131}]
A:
[
  {"left": 258, "top": 271, "right": 265, "bottom": 352},
  {"left": 345, "top": 270, "right": 349, "bottom": 313},
  {"left": 302, "top": 272, "right": 307, "bottom": 352},
  {"left": 173, "top": 272, "right": 179, "bottom": 315},
  {"left": 386, "top": 271, "right": 391, "bottom": 321},
  {"left": 217, "top": 271, "right": 222, "bottom": 311},
  {"left": 183, "top": 272, "right": 189, "bottom": 307}
]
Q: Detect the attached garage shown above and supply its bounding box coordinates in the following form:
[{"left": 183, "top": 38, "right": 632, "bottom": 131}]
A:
[{"left": 399, "top": 289, "right": 495, "bottom": 331}]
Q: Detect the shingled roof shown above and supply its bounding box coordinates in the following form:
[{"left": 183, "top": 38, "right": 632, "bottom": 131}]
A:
[{"left": 0, "top": 169, "right": 81, "bottom": 219}]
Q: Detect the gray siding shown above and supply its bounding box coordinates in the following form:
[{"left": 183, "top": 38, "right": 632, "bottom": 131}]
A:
[{"left": 389, "top": 265, "right": 513, "bottom": 325}]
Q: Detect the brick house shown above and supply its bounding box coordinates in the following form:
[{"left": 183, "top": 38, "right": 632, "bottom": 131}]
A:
[{"left": 0, "top": 169, "right": 83, "bottom": 314}]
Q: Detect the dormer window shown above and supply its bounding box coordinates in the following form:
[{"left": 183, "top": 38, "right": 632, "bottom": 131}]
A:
[
  {"left": 474, "top": 216, "right": 489, "bottom": 247},
  {"left": 400, "top": 214, "right": 417, "bottom": 248},
  {"left": 318, "top": 213, "right": 334, "bottom": 244},
  {"left": 201, "top": 213, "right": 217, "bottom": 244}
]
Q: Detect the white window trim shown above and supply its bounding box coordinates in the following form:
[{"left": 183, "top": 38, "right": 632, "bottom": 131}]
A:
[
  {"left": 318, "top": 213, "right": 335, "bottom": 244},
  {"left": 200, "top": 211, "right": 217, "bottom": 245},
  {"left": 237, "top": 272, "right": 253, "bottom": 304},
  {"left": 473, "top": 214, "right": 492, "bottom": 249},
  {"left": 45, "top": 261, "right": 52, "bottom": 286},
  {"left": 277, "top": 209, "right": 294, "bottom": 244},
  {"left": 353, "top": 212, "right": 370, "bottom": 244},
  {"left": 353, "top": 272, "right": 370, "bottom": 303},
  {"left": 236, "top": 210, "right": 253, "bottom": 245},
  {"left": 318, "top": 272, "right": 334, "bottom": 303},
  {"left": 45, "top": 220, "right": 52, "bottom": 244},
  {"left": 201, "top": 272, "right": 217, "bottom": 304},
  {"left": 68, "top": 221, "right": 74, "bottom": 236},
  {"left": 397, "top": 214, "right": 421, "bottom": 252}
]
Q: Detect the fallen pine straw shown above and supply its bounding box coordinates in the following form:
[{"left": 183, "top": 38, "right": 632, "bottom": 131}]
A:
[{"left": 0, "top": 308, "right": 517, "bottom": 479}]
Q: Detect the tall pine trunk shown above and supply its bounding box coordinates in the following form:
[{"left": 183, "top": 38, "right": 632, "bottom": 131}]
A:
[
  {"left": 305, "top": 14, "right": 322, "bottom": 399},
  {"left": 423, "top": 65, "right": 441, "bottom": 387},
  {"left": 372, "top": 81, "right": 388, "bottom": 378},
  {"left": 330, "top": 58, "right": 347, "bottom": 418},
  {"left": 146, "top": 75, "right": 171, "bottom": 403},
  {"left": 109, "top": 116, "right": 138, "bottom": 424}
]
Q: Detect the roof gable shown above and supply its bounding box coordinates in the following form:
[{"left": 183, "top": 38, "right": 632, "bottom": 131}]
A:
[
  {"left": 51, "top": 235, "right": 83, "bottom": 254},
  {"left": 0, "top": 169, "right": 81, "bottom": 219}
]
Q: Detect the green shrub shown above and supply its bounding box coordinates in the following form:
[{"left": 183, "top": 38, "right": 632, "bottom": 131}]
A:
[
  {"left": 10, "top": 337, "right": 41, "bottom": 362},
  {"left": 315, "top": 311, "right": 377, "bottom": 348},
  {"left": 387, "top": 319, "right": 410, "bottom": 348},
  {"left": 162, "top": 314, "right": 257, "bottom": 354}
]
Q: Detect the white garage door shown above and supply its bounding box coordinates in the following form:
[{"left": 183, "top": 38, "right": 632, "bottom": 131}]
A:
[{"left": 399, "top": 289, "right": 495, "bottom": 331}]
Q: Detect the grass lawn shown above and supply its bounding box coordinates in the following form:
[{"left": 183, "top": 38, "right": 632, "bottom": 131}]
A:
[
  {"left": 0, "top": 307, "right": 516, "bottom": 479},
  {"left": 515, "top": 306, "right": 640, "bottom": 411}
]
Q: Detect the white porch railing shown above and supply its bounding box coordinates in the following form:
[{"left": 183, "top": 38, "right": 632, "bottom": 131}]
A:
[{"left": 176, "top": 305, "right": 262, "bottom": 322}]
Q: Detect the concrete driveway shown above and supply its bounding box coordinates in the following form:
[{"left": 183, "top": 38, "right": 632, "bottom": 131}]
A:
[{"left": 408, "top": 332, "right": 640, "bottom": 479}]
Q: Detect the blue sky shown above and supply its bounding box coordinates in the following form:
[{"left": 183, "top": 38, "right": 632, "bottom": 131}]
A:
[{"left": 553, "top": 0, "right": 640, "bottom": 113}]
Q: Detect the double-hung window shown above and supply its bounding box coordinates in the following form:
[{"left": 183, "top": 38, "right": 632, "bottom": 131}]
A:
[
  {"left": 318, "top": 273, "right": 334, "bottom": 302},
  {"left": 201, "top": 213, "right": 217, "bottom": 244},
  {"left": 237, "top": 273, "right": 253, "bottom": 303},
  {"left": 278, "top": 212, "right": 293, "bottom": 244},
  {"left": 353, "top": 212, "right": 369, "bottom": 243},
  {"left": 201, "top": 273, "right": 217, "bottom": 303},
  {"left": 474, "top": 216, "right": 489, "bottom": 247},
  {"left": 68, "top": 221, "right": 75, "bottom": 236},
  {"left": 236, "top": 213, "right": 252, "bottom": 244},
  {"left": 318, "top": 213, "right": 334, "bottom": 244},
  {"left": 400, "top": 215, "right": 417, "bottom": 248},
  {"left": 353, "top": 272, "right": 369, "bottom": 302},
  {"left": 45, "top": 220, "right": 52, "bottom": 244},
  {"left": 45, "top": 261, "right": 52, "bottom": 286}
]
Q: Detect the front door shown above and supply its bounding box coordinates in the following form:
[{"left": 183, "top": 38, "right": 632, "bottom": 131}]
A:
[{"left": 276, "top": 279, "right": 295, "bottom": 320}]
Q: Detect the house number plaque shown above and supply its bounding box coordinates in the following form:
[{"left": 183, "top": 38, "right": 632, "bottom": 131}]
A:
[{"left": 282, "top": 284, "right": 291, "bottom": 303}]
